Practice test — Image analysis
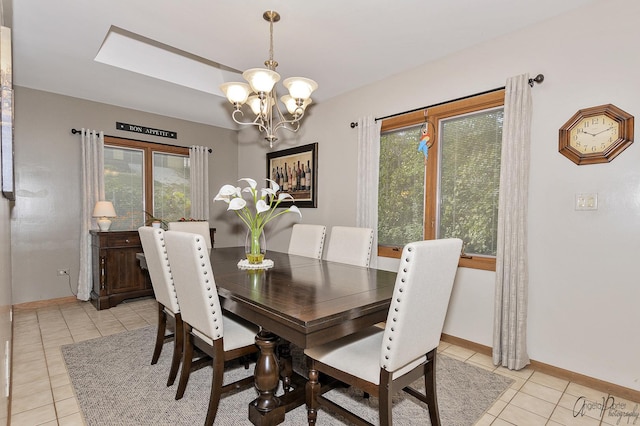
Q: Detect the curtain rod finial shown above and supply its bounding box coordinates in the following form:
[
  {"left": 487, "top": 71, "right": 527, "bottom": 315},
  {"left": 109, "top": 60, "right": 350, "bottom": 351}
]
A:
[{"left": 529, "top": 74, "right": 544, "bottom": 87}]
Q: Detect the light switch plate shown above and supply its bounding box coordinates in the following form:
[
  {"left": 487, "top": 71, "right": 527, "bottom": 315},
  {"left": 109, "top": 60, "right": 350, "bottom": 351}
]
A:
[{"left": 575, "top": 193, "right": 598, "bottom": 211}]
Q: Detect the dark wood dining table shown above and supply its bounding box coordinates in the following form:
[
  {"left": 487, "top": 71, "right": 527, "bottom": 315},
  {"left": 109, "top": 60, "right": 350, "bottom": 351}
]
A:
[{"left": 139, "top": 246, "right": 397, "bottom": 425}]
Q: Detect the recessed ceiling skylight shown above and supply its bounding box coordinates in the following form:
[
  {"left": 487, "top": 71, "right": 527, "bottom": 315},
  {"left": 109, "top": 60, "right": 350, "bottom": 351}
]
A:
[{"left": 94, "top": 26, "right": 241, "bottom": 97}]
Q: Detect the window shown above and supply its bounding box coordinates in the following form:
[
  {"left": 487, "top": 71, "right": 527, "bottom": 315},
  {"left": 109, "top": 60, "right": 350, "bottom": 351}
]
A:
[
  {"left": 378, "top": 90, "right": 504, "bottom": 270},
  {"left": 104, "top": 136, "right": 190, "bottom": 231}
]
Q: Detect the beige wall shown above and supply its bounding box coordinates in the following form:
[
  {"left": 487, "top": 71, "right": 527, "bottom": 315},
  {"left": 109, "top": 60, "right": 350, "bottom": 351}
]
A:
[
  {"left": 238, "top": 0, "right": 640, "bottom": 391},
  {"left": 11, "top": 87, "right": 239, "bottom": 304}
]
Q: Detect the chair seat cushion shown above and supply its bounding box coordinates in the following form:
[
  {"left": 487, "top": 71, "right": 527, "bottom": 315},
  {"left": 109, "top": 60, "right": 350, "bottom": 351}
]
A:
[
  {"left": 192, "top": 315, "right": 258, "bottom": 351},
  {"left": 304, "top": 327, "right": 426, "bottom": 385}
]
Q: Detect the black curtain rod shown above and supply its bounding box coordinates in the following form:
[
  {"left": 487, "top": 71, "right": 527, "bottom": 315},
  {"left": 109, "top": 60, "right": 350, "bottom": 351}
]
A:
[
  {"left": 349, "top": 74, "right": 544, "bottom": 128},
  {"left": 70, "top": 128, "right": 212, "bottom": 153}
]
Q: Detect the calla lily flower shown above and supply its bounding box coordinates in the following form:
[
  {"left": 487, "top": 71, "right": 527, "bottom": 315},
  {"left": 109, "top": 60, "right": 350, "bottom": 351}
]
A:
[
  {"left": 239, "top": 178, "right": 257, "bottom": 189},
  {"left": 214, "top": 184, "right": 240, "bottom": 202},
  {"left": 261, "top": 188, "right": 277, "bottom": 198},
  {"left": 287, "top": 205, "right": 302, "bottom": 217},
  {"left": 213, "top": 178, "right": 302, "bottom": 256},
  {"left": 256, "top": 199, "right": 270, "bottom": 213},
  {"left": 278, "top": 193, "right": 294, "bottom": 201},
  {"left": 228, "top": 198, "right": 247, "bottom": 210}
]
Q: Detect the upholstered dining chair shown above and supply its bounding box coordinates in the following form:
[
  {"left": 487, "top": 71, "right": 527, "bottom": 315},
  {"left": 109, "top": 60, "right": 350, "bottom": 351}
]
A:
[
  {"left": 164, "top": 230, "right": 259, "bottom": 426},
  {"left": 138, "top": 226, "right": 183, "bottom": 387},
  {"left": 287, "top": 224, "right": 327, "bottom": 259},
  {"left": 305, "top": 238, "right": 463, "bottom": 426},
  {"left": 323, "top": 226, "right": 374, "bottom": 267},
  {"left": 167, "top": 220, "right": 212, "bottom": 249}
]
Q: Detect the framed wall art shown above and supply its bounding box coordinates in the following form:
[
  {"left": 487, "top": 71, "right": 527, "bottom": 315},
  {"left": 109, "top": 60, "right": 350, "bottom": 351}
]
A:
[{"left": 266, "top": 142, "right": 317, "bottom": 208}]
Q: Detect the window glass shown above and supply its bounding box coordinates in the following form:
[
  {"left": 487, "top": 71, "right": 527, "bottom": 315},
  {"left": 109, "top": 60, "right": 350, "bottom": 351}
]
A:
[
  {"left": 153, "top": 152, "right": 191, "bottom": 221},
  {"left": 378, "top": 125, "right": 425, "bottom": 246},
  {"left": 377, "top": 89, "right": 504, "bottom": 270},
  {"left": 104, "top": 146, "right": 144, "bottom": 231},
  {"left": 103, "top": 137, "right": 190, "bottom": 230},
  {"left": 438, "top": 108, "right": 503, "bottom": 256}
]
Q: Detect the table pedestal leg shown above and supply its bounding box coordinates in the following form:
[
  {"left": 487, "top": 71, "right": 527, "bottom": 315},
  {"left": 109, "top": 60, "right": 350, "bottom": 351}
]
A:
[
  {"left": 249, "top": 329, "right": 285, "bottom": 425},
  {"left": 278, "top": 341, "right": 293, "bottom": 392}
]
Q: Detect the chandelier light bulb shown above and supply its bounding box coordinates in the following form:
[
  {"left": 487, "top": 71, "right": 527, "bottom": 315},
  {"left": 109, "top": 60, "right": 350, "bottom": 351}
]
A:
[
  {"left": 243, "top": 68, "right": 281, "bottom": 94},
  {"left": 220, "top": 82, "right": 250, "bottom": 105},
  {"left": 281, "top": 95, "right": 312, "bottom": 116},
  {"left": 247, "top": 95, "right": 274, "bottom": 117},
  {"left": 283, "top": 77, "right": 318, "bottom": 101}
]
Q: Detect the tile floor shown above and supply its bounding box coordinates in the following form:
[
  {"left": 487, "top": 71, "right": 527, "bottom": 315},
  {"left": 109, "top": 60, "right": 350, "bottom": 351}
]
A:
[{"left": 9, "top": 297, "right": 640, "bottom": 425}]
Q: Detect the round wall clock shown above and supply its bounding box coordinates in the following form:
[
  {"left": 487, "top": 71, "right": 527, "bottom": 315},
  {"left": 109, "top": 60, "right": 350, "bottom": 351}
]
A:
[{"left": 558, "top": 104, "right": 634, "bottom": 165}]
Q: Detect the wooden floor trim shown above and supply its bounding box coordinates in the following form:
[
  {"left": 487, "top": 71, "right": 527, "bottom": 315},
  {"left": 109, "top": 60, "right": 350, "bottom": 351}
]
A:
[
  {"left": 13, "top": 296, "right": 80, "bottom": 311},
  {"left": 441, "top": 333, "right": 640, "bottom": 403}
]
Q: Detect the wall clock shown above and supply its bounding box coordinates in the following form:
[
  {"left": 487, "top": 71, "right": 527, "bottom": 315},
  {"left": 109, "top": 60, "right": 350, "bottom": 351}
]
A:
[{"left": 558, "top": 104, "right": 634, "bottom": 165}]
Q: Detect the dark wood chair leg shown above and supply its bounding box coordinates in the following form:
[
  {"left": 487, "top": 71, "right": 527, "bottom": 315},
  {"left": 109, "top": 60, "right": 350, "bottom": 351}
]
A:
[
  {"left": 424, "top": 349, "right": 440, "bottom": 426},
  {"left": 379, "top": 370, "right": 393, "bottom": 426},
  {"left": 151, "top": 303, "right": 166, "bottom": 365},
  {"left": 204, "top": 341, "right": 225, "bottom": 426},
  {"left": 167, "top": 313, "right": 183, "bottom": 386},
  {"left": 175, "top": 324, "right": 194, "bottom": 400},
  {"left": 306, "top": 362, "right": 320, "bottom": 425}
]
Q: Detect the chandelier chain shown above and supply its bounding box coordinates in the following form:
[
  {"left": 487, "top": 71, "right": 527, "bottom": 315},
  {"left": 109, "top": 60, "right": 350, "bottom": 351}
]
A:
[{"left": 269, "top": 18, "right": 274, "bottom": 68}]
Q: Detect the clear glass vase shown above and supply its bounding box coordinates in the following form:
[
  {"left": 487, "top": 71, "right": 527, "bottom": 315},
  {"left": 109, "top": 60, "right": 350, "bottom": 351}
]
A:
[{"left": 245, "top": 228, "right": 267, "bottom": 264}]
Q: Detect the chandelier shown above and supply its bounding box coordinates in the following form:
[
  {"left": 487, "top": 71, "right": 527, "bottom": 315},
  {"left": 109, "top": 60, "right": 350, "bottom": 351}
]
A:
[{"left": 220, "top": 11, "right": 318, "bottom": 148}]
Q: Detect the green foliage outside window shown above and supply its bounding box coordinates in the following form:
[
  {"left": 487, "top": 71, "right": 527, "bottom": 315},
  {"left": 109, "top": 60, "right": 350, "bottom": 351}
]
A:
[
  {"left": 378, "top": 125, "right": 425, "bottom": 246},
  {"left": 378, "top": 107, "right": 503, "bottom": 257},
  {"left": 439, "top": 109, "right": 503, "bottom": 256},
  {"left": 104, "top": 146, "right": 190, "bottom": 231}
]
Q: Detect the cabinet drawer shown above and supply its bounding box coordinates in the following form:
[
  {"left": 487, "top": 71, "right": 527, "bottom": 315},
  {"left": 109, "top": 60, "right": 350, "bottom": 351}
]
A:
[{"left": 97, "top": 232, "right": 141, "bottom": 248}]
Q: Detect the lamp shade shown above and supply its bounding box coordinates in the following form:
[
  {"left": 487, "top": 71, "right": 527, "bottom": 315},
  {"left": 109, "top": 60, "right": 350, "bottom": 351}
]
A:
[
  {"left": 93, "top": 201, "right": 116, "bottom": 218},
  {"left": 243, "top": 68, "right": 280, "bottom": 94},
  {"left": 281, "top": 95, "right": 311, "bottom": 115},
  {"left": 247, "top": 95, "right": 274, "bottom": 117},
  {"left": 93, "top": 201, "right": 116, "bottom": 231},
  {"left": 283, "top": 77, "right": 318, "bottom": 100},
  {"left": 220, "top": 82, "right": 250, "bottom": 105}
]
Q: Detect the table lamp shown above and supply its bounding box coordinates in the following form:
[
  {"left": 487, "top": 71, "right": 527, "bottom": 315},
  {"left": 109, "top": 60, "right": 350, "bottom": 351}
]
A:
[{"left": 93, "top": 201, "right": 117, "bottom": 231}]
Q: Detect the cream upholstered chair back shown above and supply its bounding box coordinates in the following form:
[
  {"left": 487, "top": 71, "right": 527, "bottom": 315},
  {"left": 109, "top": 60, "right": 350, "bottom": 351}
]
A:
[
  {"left": 138, "top": 226, "right": 180, "bottom": 314},
  {"left": 287, "top": 224, "right": 326, "bottom": 259},
  {"left": 167, "top": 221, "right": 212, "bottom": 249},
  {"left": 380, "top": 238, "right": 462, "bottom": 372},
  {"left": 164, "top": 231, "right": 224, "bottom": 341},
  {"left": 324, "top": 226, "right": 374, "bottom": 267}
]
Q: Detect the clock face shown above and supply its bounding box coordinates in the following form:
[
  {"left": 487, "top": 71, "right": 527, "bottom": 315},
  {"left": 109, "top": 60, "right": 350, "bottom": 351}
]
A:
[
  {"left": 559, "top": 104, "right": 634, "bottom": 165},
  {"left": 569, "top": 114, "right": 620, "bottom": 154}
]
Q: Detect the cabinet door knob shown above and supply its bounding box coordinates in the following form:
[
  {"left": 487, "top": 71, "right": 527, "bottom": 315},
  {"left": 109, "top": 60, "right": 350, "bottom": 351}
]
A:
[{"left": 125, "top": 239, "right": 130, "bottom": 243}]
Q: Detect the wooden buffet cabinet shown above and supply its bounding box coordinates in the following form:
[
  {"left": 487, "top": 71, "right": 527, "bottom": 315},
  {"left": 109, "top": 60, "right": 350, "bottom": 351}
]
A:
[
  {"left": 90, "top": 230, "right": 152, "bottom": 310},
  {"left": 90, "top": 228, "right": 216, "bottom": 310}
]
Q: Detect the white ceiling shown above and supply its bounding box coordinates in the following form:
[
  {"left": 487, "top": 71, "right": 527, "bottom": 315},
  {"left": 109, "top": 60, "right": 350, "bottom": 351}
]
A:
[{"left": 9, "top": 0, "right": 597, "bottom": 130}]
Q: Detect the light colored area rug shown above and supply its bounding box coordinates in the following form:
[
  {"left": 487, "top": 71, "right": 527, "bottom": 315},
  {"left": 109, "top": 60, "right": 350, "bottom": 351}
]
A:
[{"left": 62, "top": 326, "right": 513, "bottom": 425}]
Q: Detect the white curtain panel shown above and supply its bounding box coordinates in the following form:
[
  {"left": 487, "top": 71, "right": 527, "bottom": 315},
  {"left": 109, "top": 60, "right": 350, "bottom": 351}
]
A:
[
  {"left": 78, "top": 129, "right": 104, "bottom": 301},
  {"left": 356, "top": 116, "right": 381, "bottom": 268},
  {"left": 189, "top": 146, "right": 209, "bottom": 220},
  {"left": 493, "top": 74, "right": 532, "bottom": 370}
]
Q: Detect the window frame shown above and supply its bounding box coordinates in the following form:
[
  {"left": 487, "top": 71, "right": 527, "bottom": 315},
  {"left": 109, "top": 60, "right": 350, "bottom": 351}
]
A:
[
  {"left": 104, "top": 136, "right": 189, "bottom": 223},
  {"left": 378, "top": 89, "right": 504, "bottom": 271}
]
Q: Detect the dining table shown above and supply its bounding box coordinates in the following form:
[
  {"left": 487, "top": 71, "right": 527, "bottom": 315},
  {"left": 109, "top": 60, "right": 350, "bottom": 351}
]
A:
[{"left": 139, "top": 246, "right": 397, "bottom": 425}]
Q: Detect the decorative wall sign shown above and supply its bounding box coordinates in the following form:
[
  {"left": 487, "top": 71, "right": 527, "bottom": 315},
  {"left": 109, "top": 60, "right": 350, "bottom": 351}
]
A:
[
  {"left": 267, "top": 143, "right": 318, "bottom": 208},
  {"left": 116, "top": 122, "right": 177, "bottom": 139}
]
